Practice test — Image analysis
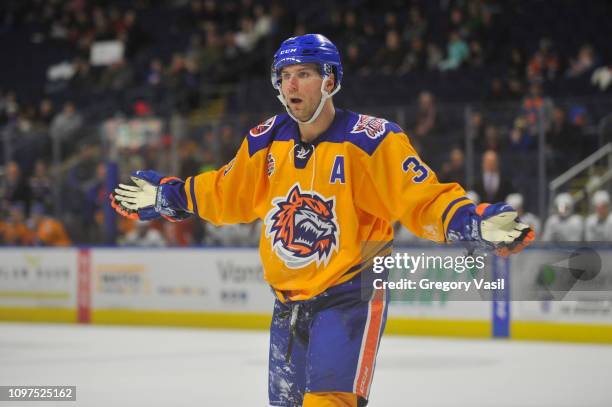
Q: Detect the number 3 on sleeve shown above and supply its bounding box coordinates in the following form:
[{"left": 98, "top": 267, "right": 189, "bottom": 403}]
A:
[{"left": 402, "top": 156, "right": 429, "bottom": 183}]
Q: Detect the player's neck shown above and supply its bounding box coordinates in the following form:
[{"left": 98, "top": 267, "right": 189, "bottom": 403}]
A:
[{"left": 298, "top": 101, "right": 335, "bottom": 144}]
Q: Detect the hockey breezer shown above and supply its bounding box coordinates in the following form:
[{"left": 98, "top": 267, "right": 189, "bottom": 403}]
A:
[{"left": 110, "top": 33, "right": 534, "bottom": 407}]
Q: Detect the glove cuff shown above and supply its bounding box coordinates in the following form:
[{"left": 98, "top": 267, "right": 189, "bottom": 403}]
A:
[
  {"left": 445, "top": 203, "right": 495, "bottom": 252},
  {"left": 156, "top": 180, "right": 188, "bottom": 212},
  {"left": 155, "top": 180, "right": 190, "bottom": 222}
]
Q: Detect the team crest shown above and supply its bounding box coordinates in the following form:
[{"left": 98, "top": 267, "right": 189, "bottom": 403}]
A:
[
  {"left": 350, "top": 114, "right": 388, "bottom": 139},
  {"left": 265, "top": 184, "right": 339, "bottom": 269},
  {"left": 249, "top": 116, "right": 277, "bottom": 137}
]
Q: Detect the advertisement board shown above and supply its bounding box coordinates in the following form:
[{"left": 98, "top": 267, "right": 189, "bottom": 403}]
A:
[{"left": 0, "top": 248, "right": 77, "bottom": 309}]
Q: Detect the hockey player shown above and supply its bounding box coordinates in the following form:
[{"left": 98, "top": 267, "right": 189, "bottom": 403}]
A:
[
  {"left": 542, "top": 192, "right": 584, "bottom": 242},
  {"left": 584, "top": 190, "right": 612, "bottom": 241},
  {"left": 110, "top": 34, "right": 534, "bottom": 407}
]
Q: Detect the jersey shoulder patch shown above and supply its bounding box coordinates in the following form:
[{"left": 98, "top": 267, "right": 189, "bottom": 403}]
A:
[
  {"left": 345, "top": 112, "right": 403, "bottom": 155},
  {"left": 247, "top": 113, "right": 292, "bottom": 156}
]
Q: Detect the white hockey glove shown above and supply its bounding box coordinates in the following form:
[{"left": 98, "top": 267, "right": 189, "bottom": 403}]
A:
[
  {"left": 110, "top": 170, "right": 190, "bottom": 222},
  {"left": 447, "top": 202, "right": 534, "bottom": 256}
]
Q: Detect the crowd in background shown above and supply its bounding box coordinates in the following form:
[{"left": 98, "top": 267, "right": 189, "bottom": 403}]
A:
[{"left": 1, "top": 0, "right": 612, "bottom": 246}]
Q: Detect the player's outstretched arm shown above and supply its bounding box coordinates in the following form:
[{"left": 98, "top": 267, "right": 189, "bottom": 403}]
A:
[
  {"left": 110, "top": 170, "right": 191, "bottom": 222},
  {"left": 446, "top": 202, "right": 535, "bottom": 256}
]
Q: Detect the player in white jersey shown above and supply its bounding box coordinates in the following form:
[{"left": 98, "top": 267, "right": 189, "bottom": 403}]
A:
[
  {"left": 542, "top": 193, "right": 584, "bottom": 242},
  {"left": 584, "top": 190, "right": 612, "bottom": 241}
]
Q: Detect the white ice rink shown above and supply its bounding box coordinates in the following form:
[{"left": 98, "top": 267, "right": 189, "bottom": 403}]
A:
[{"left": 1, "top": 323, "right": 611, "bottom": 407}]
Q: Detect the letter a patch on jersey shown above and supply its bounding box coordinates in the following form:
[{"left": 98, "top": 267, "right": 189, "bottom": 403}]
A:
[
  {"left": 265, "top": 184, "right": 339, "bottom": 269},
  {"left": 330, "top": 155, "right": 345, "bottom": 184},
  {"left": 350, "top": 114, "right": 388, "bottom": 139}
]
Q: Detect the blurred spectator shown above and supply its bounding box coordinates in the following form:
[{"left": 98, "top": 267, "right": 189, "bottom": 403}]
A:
[
  {"left": 566, "top": 44, "right": 597, "bottom": 78},
  {"left": 0, "top": 202, "right": 33, "bottom": 245},
  {"left": 439, "top": 146, "right": 465, "bottom": 185},
  {"left": 507, "top": 77, "right": 525, "bottom": 100},
  {"left": 0, "top": 161, "right": 31, "bottom": 212},
  {"left": 343, "top": 43, "right": 367, "bottom": 76},
  {"left": 507, "top": 47, "right": 526, "bottom": 81},
  {"left": 235, "top": 16, "right": 258, "bottom": 52},
  {"left": 146, "top": 58, "right": 164, "bottom": 87},
  {"left": 448, "top": 7, "right": 467, "bottom": 37},
  {"left": 29, "top": 203, "right": 71, "bottom": 246},
  {"left": 521, "top": 81, "right": 554, "bottom": 135},
  {"left": 98, "top": 58, "right": 133, "bottom": 92},
  {"left": 470, "top": 111, "right": 486, "bottom": 152},
  {"left": 165, "top": 53, "right": 200, "bottom": 111},
  {"left": 426, "top": 42, "right": 444, "bottom": 70},
  {"left": 483, "top": 125, "right": 502, "bottom": 152},
  {"left": 123, "top": 10, "right": 150, "bottom": 58},
  {"left": 28, "top": 160, "right": 53, "bottom": 211},
  {"left": 84, "top": 162, "right": 108, "bottom": 242},
  {"left": 383, "top": 11, "right": 399, "bottom": 32},
  {"left": 509, "top": 116, "right": 535, "bottom": 151},
  {"left": 468, "top": 40, "right": 484, "bottom": 68},
  {"left": 527, "top": 38, "right": 560, "bottom": 82},
  {"left": 49, "top": 101, "right": 83, "bottom": 159},
  {"left": 120, "top": 220, "right": 166, "bottom": 247},
  {"left": 506, "top": 193, "right": 541, "bottom": 238},
  {"left": 253, "top": 4, "right": 272, "bottom": 39},
  {"left": 70, "top": 58, "right": 94, "bottom": 92},
  {"left": 222, "top": 32, "right": 241, "bottom": 80},
  {"left": 473, "top": 150, "right": 514, "bottom": 203},
  {"left": 402, "top": 38, "right": 427, "bottom": 73},
  {"left": 371, "top": 30, "right": 406, "bottom": 75},
  {"left": 438, "top": 31, "right": 469, "bottom": 71},
  {"left": 36, "top": 98, "right": 55, "bottom": 128},
  {"left": 412, "top": 91, "right": 437, "bottom": 157},
  {"left": 591, "top": 65, "right": 612, "bottom": 91},
  {"left": 196, "top": 28, "right": 224, "bottom": 81},
  {"left": 339, "top": 10, "right": 362, "bottom": 47},
  {"left": 0, "top": 91, "right": 19, "bottom": 124},
  {"left": 542, "top": 193, "right": 584, "bottom": 242},
  {"left": 584, "top": 190, "right": 612, "bottom": 241},
  {"left": 403, "top": 6, "right": 427, "bottom": 42},
  {"left": 485, "top": 78, "right": 508, "bottom": 104},
  {"left": 546, "top": 106, "right": 582, "bottom": 175}
]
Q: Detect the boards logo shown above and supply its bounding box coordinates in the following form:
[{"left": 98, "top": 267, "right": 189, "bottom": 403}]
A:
[
  {"left": 265, "top": 184, "right": 339, "bottom": 269},
  {"left": 350, "top": 114, "right": 388, "bottom": 139},
  {"left": 249, "top": 116, "right": 277, "bottom": 137}
]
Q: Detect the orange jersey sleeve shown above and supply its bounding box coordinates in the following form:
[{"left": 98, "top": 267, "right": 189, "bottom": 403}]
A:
[
  {"left": 183, "top": 137, "right": 267, "bottom": 226},
  {"left": 354, "top": 130, "right": 472, "bottom": 242}
]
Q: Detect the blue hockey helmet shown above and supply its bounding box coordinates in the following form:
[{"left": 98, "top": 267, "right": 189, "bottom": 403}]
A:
[{"left": 271, "top": 34, "right": 343, "bottom": 124}]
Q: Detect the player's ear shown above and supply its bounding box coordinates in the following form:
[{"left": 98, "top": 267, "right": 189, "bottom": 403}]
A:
[{"left": 325, "top": 73, "right": 335, "bottom": 93}]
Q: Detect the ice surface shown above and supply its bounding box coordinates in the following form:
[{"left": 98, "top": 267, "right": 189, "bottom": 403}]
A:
[{"left": 1, "top": 323, "right": 611, "bottom": 406}]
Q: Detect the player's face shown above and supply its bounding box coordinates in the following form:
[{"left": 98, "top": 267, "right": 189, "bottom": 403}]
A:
[{"left": 280, "top": 64, "right": 324, "bottom": 122}]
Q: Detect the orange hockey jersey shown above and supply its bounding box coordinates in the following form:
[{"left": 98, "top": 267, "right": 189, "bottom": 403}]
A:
[{"left": 184, "top": 109, "right": 472, "bottom": 301}]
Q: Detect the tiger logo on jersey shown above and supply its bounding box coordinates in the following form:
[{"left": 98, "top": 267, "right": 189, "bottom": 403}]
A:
[
  {"left": 350, "top": 114, "right": 388, "bottom": 139},
  {"left": 249, "top": 116, "right": 277, "bottom": 137},
  {"left": 265, "top": 184, "right": 339, "bottom": 269}
]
